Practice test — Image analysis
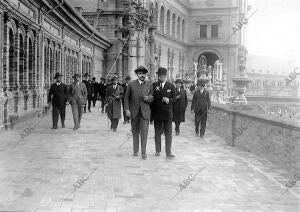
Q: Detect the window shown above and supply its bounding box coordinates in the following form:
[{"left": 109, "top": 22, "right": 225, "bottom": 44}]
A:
[
  {"left": 200, "top": 25, "right": 207, "bottom": 38},
  {"left": 211, "top": 25, "right": 218, "bottom": 38}
]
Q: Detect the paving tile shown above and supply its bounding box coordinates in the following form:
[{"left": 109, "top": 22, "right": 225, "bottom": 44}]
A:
[{"left": 0, "top": 107, "right": 299, "bottom": 211}]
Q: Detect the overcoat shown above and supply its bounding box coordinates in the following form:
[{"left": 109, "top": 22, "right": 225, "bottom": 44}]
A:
[
  {"left": 172, "top": 87, "right": 188, "bottom": 122},
  {"left": 106, "top": 84, "right": 124, "bottom": 119}
]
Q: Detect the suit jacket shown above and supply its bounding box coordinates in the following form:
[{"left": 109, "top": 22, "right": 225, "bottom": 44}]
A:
[
  {"left": 124, "top": 80, "right": 153, "bottom": 120},
  {"left": 151, "top": 81, "right": 176, "bottom": 120},
  {"left": 172, "top": 87, "right": 188, "bottom": 122},
  {"left": 191, "top": 89, "right": 211, "bottom": 113},
  {"left": 106, "top": 84, "right": 124, "bottom": 119},
  {"left": 48, "top": 82, "right": 68, "bottom": 107},
  {"left": 98, "top": 82, "right": 107, "bottom": 99},
  {"left": 83, "top": 80, "right": 94, "bottom": 97},
  {"left": 68, "top": 82, "right": 88, "bottom": 105}
]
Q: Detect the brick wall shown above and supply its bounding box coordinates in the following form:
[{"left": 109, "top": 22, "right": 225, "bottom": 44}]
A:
[{"left": 207, "top": 104, "right": 300, "bottom": 175}]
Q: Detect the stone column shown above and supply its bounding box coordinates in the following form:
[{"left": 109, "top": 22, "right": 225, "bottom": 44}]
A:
[{"left": 149, "top": 27, "right": 156, "bottom": 81}]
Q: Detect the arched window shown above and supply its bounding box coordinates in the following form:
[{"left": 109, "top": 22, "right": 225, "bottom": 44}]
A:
[
  {"left": 172, "top": 13, "right": 176, "bottom": 37},
  {"left": 154, "top": 2, "right": 159, "bottom": 26},
  {"left": 177, "top": 16, "right": 181, "bottom": 39},
  {"left": 159, "top": 6, "right": 165, "bottom": 33},
  {"left": 182, "top": 19, "right": 185, "bottom": 40},
  {"left": 166, "top": 10, "right": 171, "bottom": 35}
]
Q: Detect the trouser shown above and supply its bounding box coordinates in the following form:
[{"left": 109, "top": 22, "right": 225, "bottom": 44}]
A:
[
  {"left": 131, "top": 110, "right": 149, "bottom": 155},
  {"left": 52, "top": 105, "right": 66, "bottom": 127},
  {"left": 175, "top": 121, "right": 181, "bottom": 133},
  {"left": 101, "top": 97, "right": 105, "bottom": 111},
  {"left": 154, "top": 120, "right": 172, "bottom": 155},
  {"left": 122, "top": 100, "right": 130, "bottom": 123},
  {"left": 92, "top": 94, "right": 97, "bottom": 107},
  {"left": 110, "top": 118, "right": 119, "bottom": 130},
  {"left": 195, "top": 111, "right": 207, "bottom": 136},
  {"left": 71, "top": 101, "right": 83, "bottom": 128},
  {"left": 84, "top": 96, "right": 92, "bottom": 112}
]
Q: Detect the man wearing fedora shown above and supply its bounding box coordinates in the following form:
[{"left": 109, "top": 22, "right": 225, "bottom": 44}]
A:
[
  {"left": 83, "top": 73, "right": 94, "bottom": 113},
  {"left": 172, "top": 79, "right": 188, "bottom": 135},
  {"left": 122, "top": 76, "right": 131, "bottom": 124},
  {"left": 69, "top": 74, "right": 87, "bottom": 130},
  {"left": 48, "top": 72, "right": 68, "bottom": 129},
  {"left": 191, "top": 80, "right": 211, "bottom": 138},
  {"left": 124, "top": 66, "right": 153, "bottom": 159},
  {"left": 151, "top": 67, "right": 176, "bottom": 158},
  {"left": 105, "top": 76, "right": 124, "bottom": 132}
]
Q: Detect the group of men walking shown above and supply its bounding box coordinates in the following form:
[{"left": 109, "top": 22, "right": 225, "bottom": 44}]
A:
[{"left": 48, "top": 66, "right": 211, "bottom": 160}]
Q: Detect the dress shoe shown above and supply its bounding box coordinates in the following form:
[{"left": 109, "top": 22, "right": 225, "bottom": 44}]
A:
[
  {"left": 51, "top": 126, "right": 57, "bottom": 129},
  {"left": 166, "top": 154, "right": 175, "bottom": 158},
  {"left": 142, "top": 154, "right": 147, "bottom": 160},
  {"left": 133, "top": 152, "right": 138, "bottom": 156},
  {"left": 89, "top": 110, "right": 91, "bottom": 112},
  {"left": 155, "top": 152, "right": 160, "bottom": 156},
  {"left": 113, "top": 129, "right": 117, "bottom": 132},
  {"left": 200, "top": 135, "right": 204, "bottom": 138},
  {"left": 195, "top": 131, "right": 199, "bottom": 136},
  {"left": 62, "top": 123, "right": 65, "bottom": 128},
  {"left": 176, "top": 131, "right": 179, "bottom": 136}
]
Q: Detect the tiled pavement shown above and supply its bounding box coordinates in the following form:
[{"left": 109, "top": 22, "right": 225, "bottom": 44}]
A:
[{"left": 0, "top": 104, "right": 299, "bottom": 212}]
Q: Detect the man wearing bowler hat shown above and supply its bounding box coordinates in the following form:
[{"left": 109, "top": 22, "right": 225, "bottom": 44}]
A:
[
  {"left": 124, "top": 66, "right": 153, "bottom": 159},
  {"left": 151, "top": 67, "right": 176, "bottom": 158},
  {"left": 83, "top": 73, "right": 94, "bottom": 113},
  {"left": 48, "top": 72, "right": 68, "bottom": 129},
  {"left": 69, "top": 74, "right": 87, "bottom": 130},
  {"left": 191, "top": 79, "right": 211, "bottom": 138}
]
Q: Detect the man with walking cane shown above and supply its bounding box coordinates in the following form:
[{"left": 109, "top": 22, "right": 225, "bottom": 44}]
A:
[{"left": 191, "top": 79, "right": 211, "bottom": 138}]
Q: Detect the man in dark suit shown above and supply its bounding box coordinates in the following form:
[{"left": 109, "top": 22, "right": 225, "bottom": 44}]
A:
[
  {"left": 191, "top": 79, "right": 211, "bottom": 138},
  {"left": 48, "top": 72, "right": 68, "bottom": 129},
  {"left": 122, "top": 76, "right": 131, "bottom": 124},
  {"left": 98, "top": 77, "right": 107, "bottom": 113},
  {"left": 124, "top": 66, "right": 153, "bottom": 159},
  {"left": 91, "top": 77, "right": 98, "bottom": 107},
  {"left": 82, "top": 73, "right": 94, "bottom": 113},
  {"left": 152, "top": 67, "right": 176, "bottom": 158},
  {"left": 172, "top": 79, "right": 188, "bottom": 135},
  {"left": 69, "top": 74, "right": 87, "bottom": 130}
]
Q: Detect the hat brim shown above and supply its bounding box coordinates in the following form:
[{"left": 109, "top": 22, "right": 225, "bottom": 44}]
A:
[
  {"left": 135, "top": 70, "right": 148, "bottom": 74},
  {"left": 54, "top": 75, "right": 63, "bottom": 79}
]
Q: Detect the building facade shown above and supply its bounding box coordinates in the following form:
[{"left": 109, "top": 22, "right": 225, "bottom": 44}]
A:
[
  {"left": 69, "top": 0, "right": 247, "bottom": 86},
  {"left": 0, "top": 0, "right": 111, "bottom": 129}
]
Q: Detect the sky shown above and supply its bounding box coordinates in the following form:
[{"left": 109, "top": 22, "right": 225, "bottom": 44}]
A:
[{"left": 246, "top": 0, "right": 300, "bottom": 66}]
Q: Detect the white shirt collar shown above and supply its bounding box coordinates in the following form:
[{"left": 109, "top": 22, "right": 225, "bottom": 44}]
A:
[
  {"left": 161, "top": 80, "right": 166, "bottom": 88},
  {"left": 138, "top": 79, "right": 144, "bottom": 85}
]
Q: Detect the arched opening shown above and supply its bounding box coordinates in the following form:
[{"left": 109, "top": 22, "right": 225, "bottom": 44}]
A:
[
  {"left": 182, "top": 19, "right": 185, "bottom": 41},
  {"left": 177, "top": 16, "right": 181, "bottom": 39},
  {"left": 28, "top": 38, "right": 34, "bottom": 89},
  {"left": 19, "top": 34, "right": 25, "bottom": 89},
  {"left": 159, "top": 6, "right": 165, "bottom": 33},
  {"left": 155, "top": 2, "right": 159, "bottom": 26},
  {"left": 49, "top": 48, "right": 54, "bottom": 85},
  {"left": 172, "top": 13, "right": 176, "bottom": 37},
  {"left": 166, "top": 10, "right": 171, "bottom": 36},
  {"left": 198, "top": 52, "right": 220, "bottom": 81},
  {"left": 9, "top": 29, "right": 15, "bottom": 90},
  {"left": 44, "top": 46, "right": 48, "bottom": 88}
]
